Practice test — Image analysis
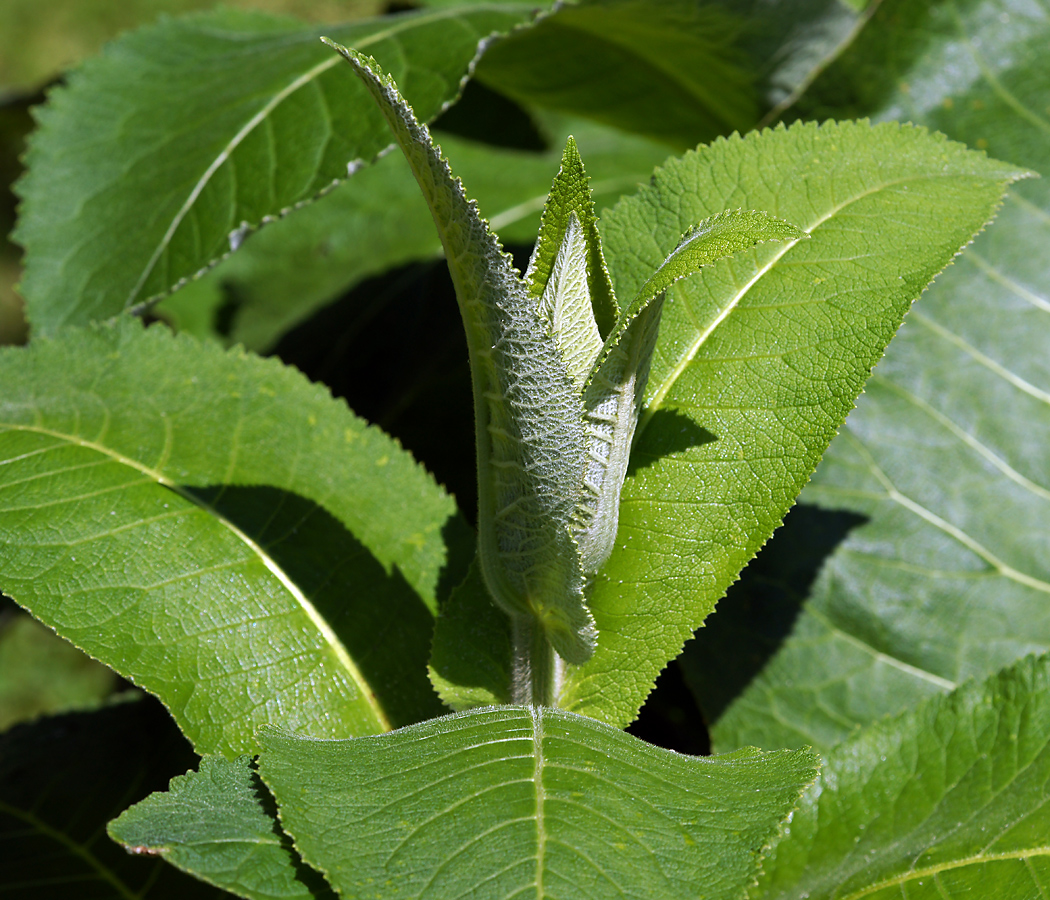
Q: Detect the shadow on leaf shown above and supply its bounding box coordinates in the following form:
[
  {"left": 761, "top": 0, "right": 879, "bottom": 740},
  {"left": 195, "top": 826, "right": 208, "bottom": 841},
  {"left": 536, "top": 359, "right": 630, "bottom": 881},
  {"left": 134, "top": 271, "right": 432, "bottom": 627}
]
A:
[
  {"left": 628, "top": 406, "right": 717, "bottom": 476},
  {"left": 680, "top": 503, "right": 867, "bottom": 723},
  {"left": 186, "top": 485, "right": 445, "bottom": 729}
]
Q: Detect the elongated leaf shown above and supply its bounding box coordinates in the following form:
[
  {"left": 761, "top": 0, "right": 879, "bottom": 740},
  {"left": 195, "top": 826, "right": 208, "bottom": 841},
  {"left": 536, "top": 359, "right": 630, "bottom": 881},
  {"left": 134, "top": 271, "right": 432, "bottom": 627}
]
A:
[
  {"left": 0, "top": 698, "right": 229, "bottom": 899},
  {"left": 753, "top": 653, "right": 1050, "bottom": 900},
  {"left": 690, "top": 0, "right": 1050, "bottom": 755},
  {"left": 475, "top": 0, "right": 879, "bottom": 148},
  {"left": 258, "top": 705, "right": 818, "bottom": 900},
  {"left": 157, "top": 116, "right": 672, "bottom": 351},
  {"left": 327, "top": 43, "right": 597, "bottom": 664},
  {"left": 13, "top": 4, "right": 539, "bottom": 336},
  {"left": 0, "top": 318, "right": 466, "bottom": 755},
  {"left": 110, "top": 755, "right": 332, "bottom": 900},
  {"left": 556, "top": 120, "right": 1029, "bottom": 728},
  {"left": 526, "top": 134, "right": 618, "bottom": 343}
]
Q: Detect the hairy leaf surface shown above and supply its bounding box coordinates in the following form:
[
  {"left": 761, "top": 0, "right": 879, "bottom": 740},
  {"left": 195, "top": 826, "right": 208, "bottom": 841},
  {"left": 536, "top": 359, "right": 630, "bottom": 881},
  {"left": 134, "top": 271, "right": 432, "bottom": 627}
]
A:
[
  {"left": 14, "top": 4, "right": 538, "bottom": 336},
  {"left": 753, "top": 653, "right": 1050, "bottom": 900},
  {"left": 110, "top": 755, "right": 332, "bottom": 900},
  {"left": 327, "top": 43, "right": 597, "bottom": 663},
  {"left": 258, "top": 706, "right": 818, "bottom": 900},
  {"left": 559, "top": 119, "right": 1029, "bottom": 728},
  {"left": 689, "top": 0, "right": 1050, "bottom": 754},
  {"left": 0, "top": 319, "right": 465, "bottom": 755}
]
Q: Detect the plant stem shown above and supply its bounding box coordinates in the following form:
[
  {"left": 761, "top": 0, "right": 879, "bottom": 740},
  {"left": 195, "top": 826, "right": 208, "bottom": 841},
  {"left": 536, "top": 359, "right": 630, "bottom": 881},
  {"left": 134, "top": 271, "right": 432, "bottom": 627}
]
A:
[{"left": 511, "top": 616, "right": 558, "bottom": 707}]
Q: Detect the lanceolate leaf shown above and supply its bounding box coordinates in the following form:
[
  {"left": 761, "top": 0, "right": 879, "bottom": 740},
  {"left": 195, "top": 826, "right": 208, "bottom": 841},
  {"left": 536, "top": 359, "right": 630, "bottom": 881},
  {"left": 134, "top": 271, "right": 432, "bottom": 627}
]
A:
[
  {"left": 257, "top": 706, "right": 819, "bottom": 900},
  {"left": 526, "top": 134, "right": 618, "bottom": 343},
  {"left": 0, "top": 318, "right": 464, "bottom": 755},
  {"left": 558, "top": 120, "right": 1030, "bottom": 728},
  {"left": 14, "top": 4, "right": 540, "bottom": 337},
  {"left": 690, "top": 0, "right": 1050, "bottom": 755},
  {"left": 110, "top": 755, "right": 332, "bottom": 900},
  {"left": 752, "top": 653, "right": 1050, "bottom": 900},
  {"left": 326, "top": 43, "right": 596, "bottom": 664}
]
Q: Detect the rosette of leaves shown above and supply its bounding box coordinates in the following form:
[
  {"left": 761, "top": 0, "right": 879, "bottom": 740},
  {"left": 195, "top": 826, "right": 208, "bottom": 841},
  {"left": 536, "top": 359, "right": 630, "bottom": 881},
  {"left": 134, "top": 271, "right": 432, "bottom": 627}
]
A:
[{"left": 322, "top": 41, "right": 807, "bottom": 704}]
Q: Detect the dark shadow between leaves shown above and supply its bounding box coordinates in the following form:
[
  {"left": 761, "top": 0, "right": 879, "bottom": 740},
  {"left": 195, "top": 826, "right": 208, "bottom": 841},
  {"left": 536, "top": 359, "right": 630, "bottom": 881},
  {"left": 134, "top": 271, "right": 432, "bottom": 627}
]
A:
[
  {"left": 628, "top": 407, "right": 718, "bottom": 477},
  {"left": 185, "top": 485, "right": 446, "bottom": 728},
  {"left": 679, "top": 503, "right": 867, "bottom": 723},
  {"left": 0, "top": 697, "right": 230, "bottom": 898}
]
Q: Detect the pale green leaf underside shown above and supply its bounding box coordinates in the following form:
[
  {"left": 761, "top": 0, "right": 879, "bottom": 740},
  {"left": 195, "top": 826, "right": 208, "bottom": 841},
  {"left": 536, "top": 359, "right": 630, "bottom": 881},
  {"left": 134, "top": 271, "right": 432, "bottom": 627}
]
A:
[
  {"left": 697, "top": 0, "right": 1050, "bottom": 756},
  {"left": 14, "top": 4, "right": 538, "bottom": 336},
  {"left": 258, "top": 705, "right": 818, "bottom": 900},
  {"left": 0, "top": 319, "right": 462, "bottom": 755},
  {"left": 753, "top": 652, "right": 1050, "bottom": 900},
  {"left": 110, "top": 755, "right": 328, "bottom": 900},
  {"left": 559, "top": 119, "right": 1030, "bottom": 728},
  {"left": 327, "top": 42, "right": 596, "bottom": 663}
]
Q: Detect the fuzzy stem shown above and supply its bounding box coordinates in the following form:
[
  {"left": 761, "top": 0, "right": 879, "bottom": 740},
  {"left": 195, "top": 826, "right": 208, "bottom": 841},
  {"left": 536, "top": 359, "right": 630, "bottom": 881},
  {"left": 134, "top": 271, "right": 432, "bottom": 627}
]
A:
[{"left": 511, "top": 616, "right": 557, "bottom": 707}]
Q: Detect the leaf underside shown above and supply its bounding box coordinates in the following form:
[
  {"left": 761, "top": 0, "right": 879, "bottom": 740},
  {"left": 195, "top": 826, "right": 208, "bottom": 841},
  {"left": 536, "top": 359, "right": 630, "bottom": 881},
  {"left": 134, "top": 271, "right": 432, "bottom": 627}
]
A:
[{"left": 258, "top": 705, "right": 819, "bottom": 900}]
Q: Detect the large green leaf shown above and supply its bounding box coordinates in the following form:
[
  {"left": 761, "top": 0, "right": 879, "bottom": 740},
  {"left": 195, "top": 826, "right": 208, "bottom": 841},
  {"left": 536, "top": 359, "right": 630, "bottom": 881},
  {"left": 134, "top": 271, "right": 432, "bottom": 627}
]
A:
[
  {"left": 555, "top": 120, "right": 1028, "bottom": 728},
  {"left": 475, "top": 0, "right": 880, "bottom": 149},
  {"left": 13, "top": 4, "right": 539, "bottom": 337},
  {"left": 158, "top": 116, "right": 672, "bottom": 352},
  {"left": 0, "top": 318, "right": 468, "bottom": 755},
  {"left": 0, "top": 606, "right": 117, "bottom": 731},
  {"left": 752, "top": 652, "right": 1050, "bottom": 900},
  {"left": 110, "top": 755, "right": 332, "bottom": 900},
  {"left": 258, "top": 705, "right": 818, "bottom": 900},
  {"left": 0, "top": 698, "right": 230, "bottom": 899},
  {"left": 686, "top": 0, "right": 1050, "bottom": 754}
]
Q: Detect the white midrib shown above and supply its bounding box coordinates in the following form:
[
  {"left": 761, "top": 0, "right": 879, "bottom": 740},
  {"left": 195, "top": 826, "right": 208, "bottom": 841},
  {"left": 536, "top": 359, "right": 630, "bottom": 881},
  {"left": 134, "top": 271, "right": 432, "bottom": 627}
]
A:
[
  {"left": 531, "top": 706, "right": 547, "bottom": 898},
  {"left": 844, "top": 429, "right": 1050, "bottom": 597},
  {"left": 6, "top": 422, "right": 391, "bottom": 731},
  {"left": 124, "top": 6, "right": 486, "bottom": 308}
]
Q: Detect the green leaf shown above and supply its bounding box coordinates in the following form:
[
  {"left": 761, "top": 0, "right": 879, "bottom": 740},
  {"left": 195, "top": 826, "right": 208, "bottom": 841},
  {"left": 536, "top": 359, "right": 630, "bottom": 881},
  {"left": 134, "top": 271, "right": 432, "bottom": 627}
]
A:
[
  {"left": 690, "top": 0, "right": 1050, "bottom": 755},
  {"left": 526, "top": 134, "right": 618, "bottom": 346},
  {"left": 0, "top": 606, "right": 117, "bottom": 731},
  {"left": 752, "top": 653, "right": 1050, "bottom": 900},
  {"left": 157, "top": 115, "right": 672, "bottom": 352},
  {"left": 110, "top": 755, "right": 333, "bottom": 900},
  {"left": 0, "top": 318, "right": 465, "bottom": 755},
  {"left": 0, "top": 698, "right": 229, "bottom": 899},
  {"left": 326, "top": 42, "right": 597, "bottom": 665},
  {"left": 557, "top": 119, "right": 1030, "bottom": 728},
  {"left": 257, "top": 705, "right": 819, "bottom": 900},
  {"left": 475, "top": 0, "right": 880, "bottom": 148},
  {"left": 13, "top": 4, "right": 539, "bottom": 337},
  {"left": 428, "top": 558, "right": 513, "bottom": 710}
]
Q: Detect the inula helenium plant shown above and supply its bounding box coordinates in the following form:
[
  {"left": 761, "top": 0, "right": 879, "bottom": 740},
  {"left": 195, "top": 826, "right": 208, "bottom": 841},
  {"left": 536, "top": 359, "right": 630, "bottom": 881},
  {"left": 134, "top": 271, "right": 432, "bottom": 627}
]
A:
[{"left": 2, "top": 3, "right": 1045, "bottom": 898}]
